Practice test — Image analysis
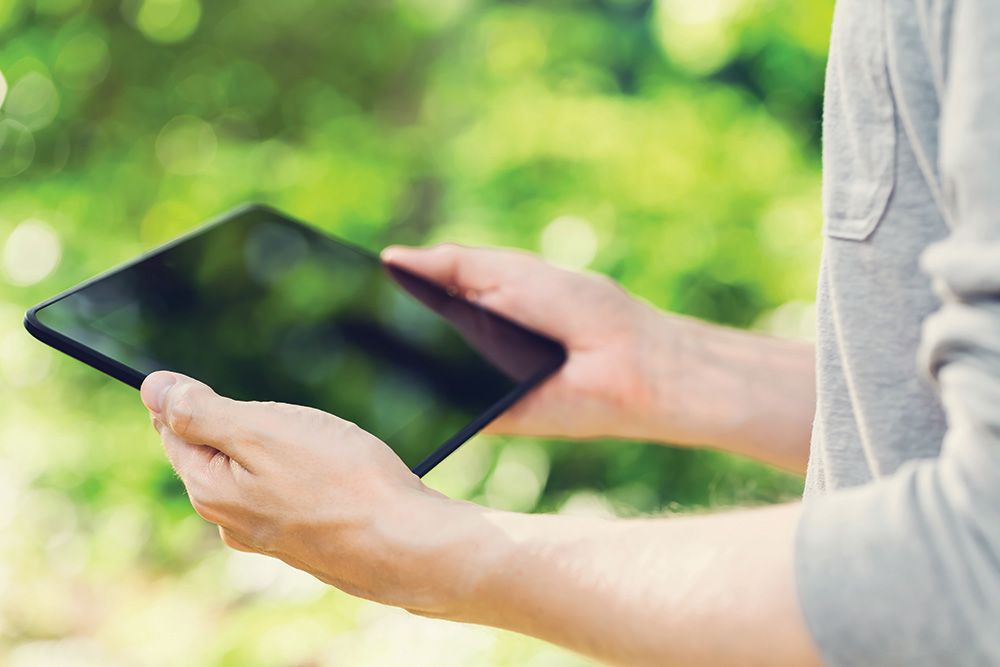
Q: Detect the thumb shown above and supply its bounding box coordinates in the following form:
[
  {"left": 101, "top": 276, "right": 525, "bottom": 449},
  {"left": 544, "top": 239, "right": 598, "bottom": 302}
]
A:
[{"left": 141, "top": 371, "right": 258, "bottom": 470}]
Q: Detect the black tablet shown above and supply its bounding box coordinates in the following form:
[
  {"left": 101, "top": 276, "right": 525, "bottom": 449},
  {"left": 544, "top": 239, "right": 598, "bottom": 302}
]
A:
[{"left": 24, "top": 205, "right": 566, "bottom": 476}]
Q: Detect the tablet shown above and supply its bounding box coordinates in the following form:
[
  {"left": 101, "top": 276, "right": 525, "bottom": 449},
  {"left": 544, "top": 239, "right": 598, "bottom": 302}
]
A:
[{"left": 24, "top": 205, "right": 566, "bottom": 475}]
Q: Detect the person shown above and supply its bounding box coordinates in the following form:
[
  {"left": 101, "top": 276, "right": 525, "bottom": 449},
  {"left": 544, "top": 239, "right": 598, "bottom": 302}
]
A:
[{"left": 138, "top": 2, "right": 1000, "bottom": 665}]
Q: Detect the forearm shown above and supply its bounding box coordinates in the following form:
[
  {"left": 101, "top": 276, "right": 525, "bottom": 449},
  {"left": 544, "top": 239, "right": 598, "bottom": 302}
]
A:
[
  {"left": 635, "top": 312, "right": 816, "bottom": 473},
  {"left": 403, "top": 495, "right": 819, "bottom": 667}
]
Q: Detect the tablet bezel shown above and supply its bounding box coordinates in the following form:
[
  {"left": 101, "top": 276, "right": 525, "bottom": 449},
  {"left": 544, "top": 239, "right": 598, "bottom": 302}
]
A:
[{"left": 23, "top": 204, "right": 565, "bottom": 477}]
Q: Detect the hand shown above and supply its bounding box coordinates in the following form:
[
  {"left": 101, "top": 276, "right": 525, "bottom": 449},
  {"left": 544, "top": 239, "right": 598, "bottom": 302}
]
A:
[
  {"left": 382, "top": 244, "right": 697, "bottom": 442},
  {"left": 140, "top": 371, "right": 465, "bottom": 614},
  {"left": 137, "top": 373, "right": 820, "bottom": 667},
  {"left": 382, "top": 244, "right": 817, "bottom": 471}
]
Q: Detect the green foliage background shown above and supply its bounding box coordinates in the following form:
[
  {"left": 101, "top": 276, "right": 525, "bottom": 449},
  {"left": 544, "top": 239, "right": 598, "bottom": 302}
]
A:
[{"left": 0, "top": 0, "right": 831, "bottom": 664}]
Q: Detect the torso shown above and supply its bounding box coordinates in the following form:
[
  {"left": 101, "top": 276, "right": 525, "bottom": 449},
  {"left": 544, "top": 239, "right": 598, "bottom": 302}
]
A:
[{"left": 806, "top": 0, "right": 952, "bottom": 493}]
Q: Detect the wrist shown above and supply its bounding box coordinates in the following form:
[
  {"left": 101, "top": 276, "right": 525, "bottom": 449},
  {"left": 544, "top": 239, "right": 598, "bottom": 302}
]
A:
[
  {"left": 375, "top": 485, "right": 502, "bottom": 620},
  {"left": 635, "top": 313, "right": 815, "bottom": 467},
  {"left": 629, "top": 312, "right": 761, "bottom": 448},
  {"left": 622, "top": 308, "right": 717, "bottom": 444}
]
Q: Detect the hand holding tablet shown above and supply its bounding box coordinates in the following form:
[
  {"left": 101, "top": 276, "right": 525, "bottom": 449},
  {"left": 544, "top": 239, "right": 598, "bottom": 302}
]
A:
[
  {"left": 24, "top": 203, "right": 693, "bottom": 628},
  {"left": 25, "top": 205, "right": 566, "bottom": 474}
]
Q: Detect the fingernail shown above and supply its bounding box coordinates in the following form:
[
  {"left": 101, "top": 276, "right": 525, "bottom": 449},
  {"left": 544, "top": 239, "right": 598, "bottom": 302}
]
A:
[
  {"left": 380, "top": 245, "right": 412, "bottom": 263},
  {"left": 142, "top": 372, "right": 177, "bottom": 413}
]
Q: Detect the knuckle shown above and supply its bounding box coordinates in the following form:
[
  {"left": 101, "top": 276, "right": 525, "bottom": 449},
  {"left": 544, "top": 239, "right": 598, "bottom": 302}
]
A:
[
  {"left": 593, "top": 272, "right": 616, "bottom": 289},
  {"left": 253, "top": 400, "right": 299, "bottom": 430},
  {"left": 339, "top": 415, "right": 364, "bottom": 435},
  {"left": 432, "top": 242, "right": 463, "bottom": 256},
  {"left": 344, "top": 422, "right": 369, "bottom": 446},
  {"left": 206, "top": 450, "right": 232, "bottom": 478},
  {"left": 228, "top": 456, "right": 250, "bottom": 479},
  {"left": 590, "top": 271, "right": 627, "bottom": 297},
  {"left": 295, "top": 404, "right": 343, "bottom": 436},
  {"left": 263, "top": 400, "right": 297, "bottom": 418},
  {"left": 166, "top": 383, "right": 202, "bottom": 436},
  {"left": 432, "top": 243, "right": 466, "bottom": 282},
  {"left": 325, "top": 415, "right": 364, "bottom": 442}
]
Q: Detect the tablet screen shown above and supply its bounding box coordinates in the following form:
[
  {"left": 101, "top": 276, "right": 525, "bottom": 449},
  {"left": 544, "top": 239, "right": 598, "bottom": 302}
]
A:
[{"left": 30, "top": 206, "right": 565, "bottom": 473}]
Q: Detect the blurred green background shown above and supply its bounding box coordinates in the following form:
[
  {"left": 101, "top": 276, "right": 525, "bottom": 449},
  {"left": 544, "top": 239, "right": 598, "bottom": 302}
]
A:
[{"left": 0, "top": 0, "right": 831, "bottom": 664}]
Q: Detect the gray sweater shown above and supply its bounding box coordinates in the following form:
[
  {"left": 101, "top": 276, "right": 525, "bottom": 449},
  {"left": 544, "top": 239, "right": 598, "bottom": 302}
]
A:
[{"left": 796, "top": 0, "right": 1000, "bottom": 663}]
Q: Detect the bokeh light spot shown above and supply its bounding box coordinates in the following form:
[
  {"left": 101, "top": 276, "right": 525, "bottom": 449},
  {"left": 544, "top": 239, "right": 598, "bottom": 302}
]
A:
[
  {"left": 484, "top": 442, "right": 549, "bottom": 512},
  {"left": 2, "top": 218, "right": 61, "bottom": 286},
  {"left": 0, "top": 69, "right": 7, "bottom": 108},
  {"left": 666, "top": 0, "right": 746, "bottom": 25},
  {"left": 5, "top": 72, "right": 60, "bottom": 131},
  {"left": 483, "top": 15, "right": 548, "bottom": 78},
  {"left": 539, "top": 215, "right": 598, "bottom": 269},
  {"left": 155, "top": 115, "right": 217, "bottom": 174},
  {"left": 559, "top": 490, "right": 617, "bottom": 518},
  {"left": 249, "top": 140, "right": 303, "bottom": 191},
  {"left": 421, "top": 435, "right": 493, "bottom": 499},
  {"left": 654, "top": 0, "right": 750, "bottom": 74},
  {"left": 140, "top": 198, "right": 198, "bottom": 243},
  {"left": 0, "top": 118, "right": 36, "bottom": 178},
  {"left": 0, "top": 0, "right": 26, "bottom": 30},
  {"left": 135, "top": 0, "right": 201, "bottom": 44},
  {"left": 55, "top": 31, "right": 111, "bottom": 90},
  {"left": 401, "top": 0, "right": 470, "bottom": 29}
]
